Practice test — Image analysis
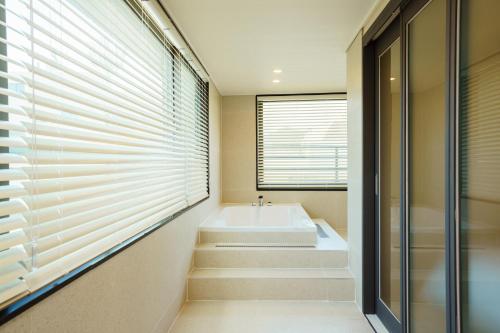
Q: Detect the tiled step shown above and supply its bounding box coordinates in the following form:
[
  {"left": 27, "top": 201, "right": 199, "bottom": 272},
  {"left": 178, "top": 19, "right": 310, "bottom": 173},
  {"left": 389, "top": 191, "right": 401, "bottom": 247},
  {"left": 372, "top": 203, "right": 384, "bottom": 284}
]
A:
[
  {"left": 382, "top": 273, "right": 445, "bottom": 304},
  {"left": 391, "top": 226, "right": 498, "bottom": 249},
  {"left": 194, "top": 244, "right": 348, "bottom": 268},
  {"left": 390, "top": 246, "right": 498, "bottom": 272},
  {"left": 187, "top": 268, "right": 354, "bottom": 301},
  {"left": 199, "top": 230, "right": 317, "bottom": 246},
  {"left": 194, "top": 219, "right": 348, "bottom": 269},
  {"left": 390, "top": 269, "right": 445, "bottom": 303},
  {"left": 390, "top": 248, "right": 443, "bottom": 270}
]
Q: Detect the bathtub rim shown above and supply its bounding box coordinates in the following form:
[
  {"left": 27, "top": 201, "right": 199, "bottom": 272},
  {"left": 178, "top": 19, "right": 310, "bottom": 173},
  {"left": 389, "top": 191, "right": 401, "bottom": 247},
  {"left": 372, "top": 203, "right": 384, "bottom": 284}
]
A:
[{"left": 199, "top": 203, "right": 317, "bottom": 233}]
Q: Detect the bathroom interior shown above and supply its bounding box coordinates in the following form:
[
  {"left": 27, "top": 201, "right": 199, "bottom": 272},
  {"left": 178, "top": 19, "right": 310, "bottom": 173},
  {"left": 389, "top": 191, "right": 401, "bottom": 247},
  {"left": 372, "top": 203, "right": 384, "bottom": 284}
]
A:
[{"left": 0, "top": 0, "right": 499, "bottom": 332}]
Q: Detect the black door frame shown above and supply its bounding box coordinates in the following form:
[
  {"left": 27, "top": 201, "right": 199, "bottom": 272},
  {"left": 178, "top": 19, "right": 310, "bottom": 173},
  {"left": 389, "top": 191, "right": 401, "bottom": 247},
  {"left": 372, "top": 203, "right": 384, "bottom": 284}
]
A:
[
  {"left": 373, "top": 17, "right": 403, "bottom": 333},
  {"left": 362, "top": 0, "right": 459, "bottom": 332}
]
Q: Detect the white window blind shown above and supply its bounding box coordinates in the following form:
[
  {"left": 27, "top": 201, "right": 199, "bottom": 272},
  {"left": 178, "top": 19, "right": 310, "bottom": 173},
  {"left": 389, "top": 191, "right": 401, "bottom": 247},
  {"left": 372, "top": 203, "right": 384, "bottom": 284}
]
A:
[
  {"left": 0, "top": 0, "right": 209, "bottom": 306},
  {"left": 257, "top": 95, "right": 347, "bottom": 190}
]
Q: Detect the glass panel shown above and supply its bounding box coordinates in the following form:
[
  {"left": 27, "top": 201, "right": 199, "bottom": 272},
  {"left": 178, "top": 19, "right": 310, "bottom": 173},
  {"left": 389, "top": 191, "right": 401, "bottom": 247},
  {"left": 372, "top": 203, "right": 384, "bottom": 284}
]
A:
[
  {"left": 459, "top": 1, "right": 500, "bottom": 332},
  {"left": 378, "top": 39, "right": 401, "bottom": 320},
  {"left": 407, "top": 0, "right": 446, "bottom": 331}
]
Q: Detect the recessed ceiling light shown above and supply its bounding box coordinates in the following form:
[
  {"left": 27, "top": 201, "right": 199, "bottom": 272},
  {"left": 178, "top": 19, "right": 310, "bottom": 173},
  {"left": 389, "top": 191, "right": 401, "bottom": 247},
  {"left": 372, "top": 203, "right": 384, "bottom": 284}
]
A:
[
  {"left": 273, "top": 69, "right": 282, "bottom": 74},
  {"left": 272, "top": 79, "right": 280, "bottom": 83},
  {"left": 390, "top": 77, "right": 396, "bottom": 81}
]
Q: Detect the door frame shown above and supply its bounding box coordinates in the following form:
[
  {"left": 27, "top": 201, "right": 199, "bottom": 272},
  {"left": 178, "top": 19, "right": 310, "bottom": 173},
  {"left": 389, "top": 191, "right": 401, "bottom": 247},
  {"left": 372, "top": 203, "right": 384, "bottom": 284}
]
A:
[
  {"left": 373, "top": 17, "right": 403, "bottom": 333},
  {"left": 361, "top": 0, "right": 460, "bottom": 332}
]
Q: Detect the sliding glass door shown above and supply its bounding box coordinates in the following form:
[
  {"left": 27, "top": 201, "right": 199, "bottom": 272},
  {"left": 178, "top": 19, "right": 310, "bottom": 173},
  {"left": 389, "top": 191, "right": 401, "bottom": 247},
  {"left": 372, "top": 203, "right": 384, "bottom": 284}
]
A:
[
  {"left": 459, "top": 0, "right": 500, "bottom": 332},
  {"left": 366, "top": 0, "right": 500, "bottom": 331},
  {"left": 406, "top": 0, "right": 447, "bottom": 331},
  {"left": 375, "top": 21, "right": 402, "bottom": 331}
]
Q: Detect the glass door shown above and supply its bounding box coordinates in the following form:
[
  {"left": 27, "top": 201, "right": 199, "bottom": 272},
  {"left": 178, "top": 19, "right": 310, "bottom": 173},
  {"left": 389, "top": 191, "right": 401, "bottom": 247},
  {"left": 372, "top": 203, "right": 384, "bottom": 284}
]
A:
[
  {"left": 405, "top": 0, "right": 447, "bottom": 331},
  {"left": 375, "top": 19, "right": 402, "bottom": 332},
  {"left": 366, "top": 0, "right": 500, "bottom": 331},
  {"left": 458, "top": 0, "right": 500, "bottom": 332}
]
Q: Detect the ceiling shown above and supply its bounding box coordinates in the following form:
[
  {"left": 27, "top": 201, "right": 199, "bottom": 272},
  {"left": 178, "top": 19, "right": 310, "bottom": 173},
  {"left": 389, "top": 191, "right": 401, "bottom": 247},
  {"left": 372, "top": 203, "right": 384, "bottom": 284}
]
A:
[{"left": 161, "top": 0, "right": 377, "bottom": 96}]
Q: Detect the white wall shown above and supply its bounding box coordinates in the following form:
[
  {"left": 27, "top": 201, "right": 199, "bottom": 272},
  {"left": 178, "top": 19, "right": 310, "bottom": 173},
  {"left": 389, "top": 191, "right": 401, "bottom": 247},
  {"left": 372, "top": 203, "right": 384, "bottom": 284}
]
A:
[
  {"left": 221, "top": 95, "right": 348, "bottom": 232},
  {"left": 346, "top": 31, "right": 364, "bottom": 307},
  {"left": 345, "top": 0, "right": 391, "bottom": 309},
  {"left": 0, "top": 81, "right": 222, "bottom": 333}
]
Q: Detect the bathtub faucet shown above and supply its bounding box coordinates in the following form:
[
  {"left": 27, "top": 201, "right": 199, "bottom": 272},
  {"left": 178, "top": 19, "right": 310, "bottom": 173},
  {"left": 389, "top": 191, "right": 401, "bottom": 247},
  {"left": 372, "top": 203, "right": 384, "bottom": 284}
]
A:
[{"left": 258, "top": 195, "right": 264, "bottom": 206}]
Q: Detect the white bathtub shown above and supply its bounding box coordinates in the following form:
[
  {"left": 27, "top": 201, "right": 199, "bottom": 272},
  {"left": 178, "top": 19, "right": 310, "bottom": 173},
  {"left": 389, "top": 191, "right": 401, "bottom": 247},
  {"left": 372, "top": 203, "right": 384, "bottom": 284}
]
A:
[{"left": 199, "top": 204, "right": 317, "bottom": 246}]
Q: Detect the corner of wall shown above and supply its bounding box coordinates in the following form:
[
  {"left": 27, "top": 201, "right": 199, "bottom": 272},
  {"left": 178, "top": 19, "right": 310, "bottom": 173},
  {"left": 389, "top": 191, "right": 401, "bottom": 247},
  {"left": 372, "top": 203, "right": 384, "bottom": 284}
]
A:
[{"left": 346, "top": 30, "right": 364, "bottom": 309}]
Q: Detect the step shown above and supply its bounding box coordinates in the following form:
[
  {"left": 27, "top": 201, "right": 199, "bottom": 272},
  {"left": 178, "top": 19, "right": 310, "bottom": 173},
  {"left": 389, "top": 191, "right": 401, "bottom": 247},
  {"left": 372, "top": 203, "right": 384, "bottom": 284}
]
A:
[
  {"left": 187, "top": 268, "right": 354, "bottom": 301},
  {"left": 391, "top": 225, "right": 498, "bottom": 249},
  {"left": 199, "top": 229, "right": 317, "bottom": 246},
  {"left": 391, "top": 269, "right": 445, "bottom": 303},
  {"left": 194, "top": 244, "right": 347, "bottom": 268},
  {"left": 194, "top": 219, "right": 348, "bottom": 268},
  {"left": 390, "top": 248, "right": 443, "bottom": 270}
]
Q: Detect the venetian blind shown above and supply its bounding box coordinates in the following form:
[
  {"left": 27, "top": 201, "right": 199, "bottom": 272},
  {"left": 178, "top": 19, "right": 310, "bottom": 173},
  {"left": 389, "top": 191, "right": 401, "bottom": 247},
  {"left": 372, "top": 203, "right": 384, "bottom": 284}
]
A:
[
  {"left": 460, "top": 53, "right": 500, "bottom": 203},
  {"left": 0, "top": 0, "right": 209, "bottom": 306},
  {"left": 257, "top": 95, "right": 347, "bottom": 190}
]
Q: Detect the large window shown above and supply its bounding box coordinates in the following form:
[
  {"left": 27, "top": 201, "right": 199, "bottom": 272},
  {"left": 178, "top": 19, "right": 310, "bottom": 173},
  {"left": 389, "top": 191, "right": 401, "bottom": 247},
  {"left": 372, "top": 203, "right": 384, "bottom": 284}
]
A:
[
  {"left": 0, "top": 0, "right": 208, "bottom": 307},
  {"left": 256, "top": 94, "right": 347, "bottom": 190}
]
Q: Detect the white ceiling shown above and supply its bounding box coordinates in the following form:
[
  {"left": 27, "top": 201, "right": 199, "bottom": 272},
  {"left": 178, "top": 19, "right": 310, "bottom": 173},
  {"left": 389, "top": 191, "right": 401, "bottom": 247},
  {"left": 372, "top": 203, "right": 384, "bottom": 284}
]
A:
[{"left": 161, "top": 0, "right": 376, "bottom": 96}]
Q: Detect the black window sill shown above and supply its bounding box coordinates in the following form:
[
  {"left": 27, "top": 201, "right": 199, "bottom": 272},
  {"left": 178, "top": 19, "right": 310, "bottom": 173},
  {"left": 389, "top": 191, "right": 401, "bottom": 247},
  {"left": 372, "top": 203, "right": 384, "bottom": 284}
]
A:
[{"left": 256, "top": 187, "right": 348, "bottom": 192}]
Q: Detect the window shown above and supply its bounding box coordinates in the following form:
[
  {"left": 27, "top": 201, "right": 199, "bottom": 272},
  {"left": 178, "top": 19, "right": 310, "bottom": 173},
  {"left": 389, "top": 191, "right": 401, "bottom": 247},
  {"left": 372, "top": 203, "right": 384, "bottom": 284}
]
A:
[
  {"left": 0, "top": 0, "right": 208, "bottom": 306},
  {"left": 256, "top": 94, "right": 347, "bottom": 190}
]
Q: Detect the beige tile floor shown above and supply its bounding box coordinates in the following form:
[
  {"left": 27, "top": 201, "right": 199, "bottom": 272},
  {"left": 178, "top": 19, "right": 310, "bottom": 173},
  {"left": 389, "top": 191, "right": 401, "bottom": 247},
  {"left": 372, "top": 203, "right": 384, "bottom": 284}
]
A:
[{"left": 169, "top": 300, "right": 374, "bottom": 333}]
